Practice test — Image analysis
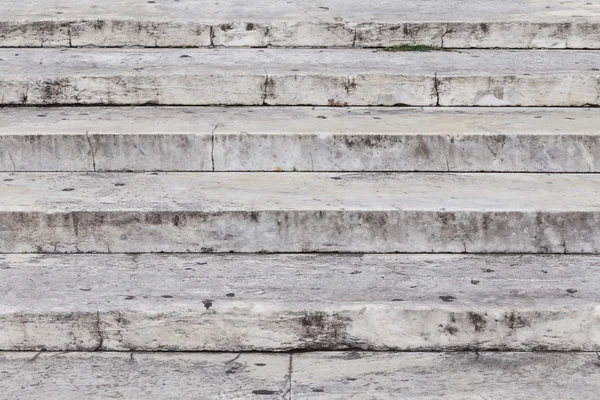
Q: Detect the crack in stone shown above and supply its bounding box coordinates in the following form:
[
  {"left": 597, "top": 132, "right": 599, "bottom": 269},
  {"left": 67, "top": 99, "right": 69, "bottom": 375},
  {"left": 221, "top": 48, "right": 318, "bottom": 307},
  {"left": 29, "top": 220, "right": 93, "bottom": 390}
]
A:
[
  {"left": 209, "top": 26, "right": 216, "bottom": 47},
  {"left": 94, "top": 311, "right": 104, "bottom": 351},
  {"left": 7, "top": 152, "right": 16, "bottom": 171},
  {"left": 433, "top": 72, "right": 441, "bottom": 106},
  {"left": 85, "top": 131, "right": 97, "bottom": 171},
  {"left": 211, "top": 124, "right": 219, "bottom": 171},
  {"left": 29, "top": 351, "right": 42, "bottom": 362}
]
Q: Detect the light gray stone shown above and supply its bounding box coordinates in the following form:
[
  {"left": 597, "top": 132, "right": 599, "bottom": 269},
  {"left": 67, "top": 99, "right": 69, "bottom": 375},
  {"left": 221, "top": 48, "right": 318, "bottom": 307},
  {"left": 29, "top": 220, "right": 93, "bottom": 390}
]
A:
[
  {"left": 1, "top": 49, "right": 599, "bottom": 106},
  {"left": 2, "top": 172, "right": 600, "bottom": 254},
  {"left": 0, "top": 352, "right": 290, "bottom": 399},
  {"left": 2, "top": 107, "right": 600, "bottom": 172},
  {"left": 293, "top": 352, "right": 600, "bottom": 399},
  {"left": 1, "top": 253, "right": 600, "bottom": 351},
  {"left": 1, "top": 0, "right": 600, "bottom": 48}
]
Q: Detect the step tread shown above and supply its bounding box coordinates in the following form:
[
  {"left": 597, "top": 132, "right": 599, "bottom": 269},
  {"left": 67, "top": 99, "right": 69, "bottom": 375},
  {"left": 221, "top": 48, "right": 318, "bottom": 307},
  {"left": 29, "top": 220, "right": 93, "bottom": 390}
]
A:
[
  {"left": 1, "top": 49, "right": 599, "bottom": 106},
  {"left": 3, "top": 172, "right": 598, "bottom": 212},
  {"left": 293, "top": 352, "right": 600, "bottom": 399},
  {"left": 2, "top": 0, "right": 600, "bottom": 48},
  {"left": 2, "top": 172, "right": 600, "bottom": 253},
  {"left": 1, "top": 254, "right": 599, "bottom": 351},
  {"left": 1, "top": 352, "right": 597, "bottom": 400},
  {"left": 0, "top": 352, "right": 290, "bottom": 400},
  {"left": 2, "top": 107, "right": 600, "bottom": 172}
]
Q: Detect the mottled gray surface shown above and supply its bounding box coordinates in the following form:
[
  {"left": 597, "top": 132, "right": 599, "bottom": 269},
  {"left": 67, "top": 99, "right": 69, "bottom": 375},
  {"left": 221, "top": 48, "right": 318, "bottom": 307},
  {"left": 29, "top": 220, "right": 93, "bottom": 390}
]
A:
[
  {"left": 1, "top": 0, "right": 600, "bottom": 48},
  {"left": 2, "top": 107, "right": 600, "bottom": 172},
  {"left": 2, "top": 172, "right": 600, "bottom": 253},
  {"left": 293, "top": 352, "right": 600, "bottom": 399},
  {"left": 1, "top": 253, "right": 600, "bottom": 351},
  {"left": 0, "top": 352, "right": 290, "bottom": 399},
  {"left": 1, "top": 49, "right": 599, "bottom": 106}
]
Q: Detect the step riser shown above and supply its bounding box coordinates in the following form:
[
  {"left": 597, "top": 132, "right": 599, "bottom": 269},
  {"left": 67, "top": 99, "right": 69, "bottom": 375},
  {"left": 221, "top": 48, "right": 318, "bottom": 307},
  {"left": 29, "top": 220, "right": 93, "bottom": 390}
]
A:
[
  {"left": 3, "top": 133, "right": 600, "bottom": 172},
  {"left": 3, "top": 75, "right": 598, "bottom": 107},
  {"left": 2, "top": 308, "right": 597, "bottom": 351},
  {"left": 2, "top": 21, "right": 599, "bottom": 49},
  {"left": 1, "top": 210, "right": 598, "bottom": 253}
]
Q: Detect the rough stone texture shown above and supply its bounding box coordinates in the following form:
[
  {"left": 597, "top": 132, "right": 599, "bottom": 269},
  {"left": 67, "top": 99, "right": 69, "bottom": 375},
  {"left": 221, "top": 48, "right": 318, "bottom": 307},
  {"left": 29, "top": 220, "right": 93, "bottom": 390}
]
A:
[
  {"left": 1, "top": 253, "right": 600, "bottom": 351},
  {"left": 293, "top": 352, "right": 600, "bottom": 399},
  {"left": 2, "top": 107, "right": 600, "bottom": 172},
  {"left": 1, "top": 0, "right": 600, "bottom": 48},
  {"left": 0, "top": 352, "right": 290, "bottom": 399},
  {"left": 1, "top": 49, "right": 599, "bottom": 106},
  {"left": 3, "top": 172, "right": 600, "bottom": 253}
]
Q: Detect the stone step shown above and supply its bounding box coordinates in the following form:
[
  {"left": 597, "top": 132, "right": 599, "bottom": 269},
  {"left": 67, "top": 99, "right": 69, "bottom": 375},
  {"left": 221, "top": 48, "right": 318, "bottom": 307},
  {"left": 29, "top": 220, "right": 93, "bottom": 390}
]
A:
[
  {"left": 3, "top": 172, "right": 600, "bottom": 254},
  {"left": 1, "top": 352, "right": 597, "bottom": 400},
  {"left": 3, "top": 107, "right": 600, "bottom": 173},
  {"left": 1, "top": 49, "right": 599, "bottom": 106},
  {"left": 0, "top": 352, "right": 290, "bottom": 399},
  {"left": 2, "top": 0, "right": 599, "bottom": 49},
  {"left": 1, "top": 253, "right": 599, "bottom": 351},
  {"left": 292, "top": 352, "right": 600, "bottom": 399}
]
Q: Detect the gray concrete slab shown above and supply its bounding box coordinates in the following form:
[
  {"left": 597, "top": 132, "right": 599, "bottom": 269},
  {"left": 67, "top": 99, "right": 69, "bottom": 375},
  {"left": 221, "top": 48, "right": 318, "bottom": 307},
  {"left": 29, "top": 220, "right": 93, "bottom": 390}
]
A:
[
  {"left": 293, "top": 352, "right": 600, "bottom": 399},
  {"left": 0, "top": 352, "right": 290, "bottom": 399},
  {"left": 1, "top": 107, "right": 600, "bottom": 172},
  {"left": 2, "top": 0, "right": 600, "bottom": 48},
  {"left": 2, "top": 172, "right": 600, "bottom": 253},
  {"left": 1, "top": 49, "right": 599, "bottom": 106},
  {"left": 1, "top": 253, "right": 600, "bottom": 351}
]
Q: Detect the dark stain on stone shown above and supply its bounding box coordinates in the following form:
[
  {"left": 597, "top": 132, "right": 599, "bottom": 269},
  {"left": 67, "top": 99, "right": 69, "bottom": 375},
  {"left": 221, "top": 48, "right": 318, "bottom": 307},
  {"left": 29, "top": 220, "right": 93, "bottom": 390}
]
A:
[
  {"left": 330, "top": 177, "right": 342, "bottom": 180},
  {"left": 346, "top": 377, "right": 357, "bottom": 381},
  {"left": 114, "top": 183, "right": 125, "bottom": 186},
  {"left": 220, "top": 23, "right": 234, "bottom": 31},
  {"left": 40, "top": 78, "right": 72, "bottom": 103},
  {"left": 125, "top": 295, "right": 135, "bottom": 300},
  {"left": 252, "top": 390, "right": 277, "bottom": 395},
  {"left": 161, "top": 295, "right": 173, "bottom": 298},
  {"left": 226, "top": 293, "right": 235, "bottom": 297},
  {"left": 197, "top": 262, "right": 208, "bottom": 265},
  {"left": 249, "top": 212, "right": 260, "bottom": 222},
  {"left": 254, "top": 363, "right": 266, "bottom": 366},
  {"left": 391, "top": 299, "right": 405, "bottom": 302},
  {"left": 541, "top": 270, "right": 548, "bottom": 273},
  {"left": 300, "top": 311, "right": 351, "bottom": 347},
  {"left": 201, "top": 247, "right": 215, "bottom": 253},
  {"left": 172, "top": 215, "right": 181, "bottom": 227},
  {"left": 62, "top": 188, "right": 75, "bottom": 191},
  {"left": 4, "top": 179, "right": 14, "bottom": 182},
  {"left": 442, "top": 325, "right": 458, "bottom": 335},
  {"left": 482, "top": 268, "right": 495, "bottom": 273},
  {"left": 317, "top": 115, "right": 327, "bottom": 119},
  {"left": 439, "top": 295, "right": 456, "bottom": 302},
  {"left": 479, "top": 23, "right": 489, "bottom": 33},
  {"left": 37, "top": 114, "right": 47, "bottom": 117},
  {"left": 312, "top": 389, "right": 325, "bottom": 392},
  {"left": 471, "top": 279, "right": 480, "bottom": 285},
  {"left": 505, "top": 312, "right": 529, "bottom": 330},
  {"left": 566, "top": 289, "right": 578, "bottom": 294},
  {"left": 180, "top": 54, "right": 191, "bottom": 58},
  {"left": 80, "top": 288, "right": 91, "bottom": 291},
  {"left": 349, "top": 270, "right": 361, "bottom": 275},
  {"left": 467, "top": 312, "right": 487, "bottom": 332},
  {"left": 246, "top": 22, "right": 255, "bottom": 31},
  {"left": 203, "top": 299, "right": 213, "bottom": 309}
]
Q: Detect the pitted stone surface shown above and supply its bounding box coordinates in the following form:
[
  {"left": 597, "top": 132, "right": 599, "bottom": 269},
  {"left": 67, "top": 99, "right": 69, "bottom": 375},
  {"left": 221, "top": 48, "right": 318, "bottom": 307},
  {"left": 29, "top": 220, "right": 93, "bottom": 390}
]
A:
[
  {"left": 1, "top": 49, "right": 599, "bottom": 106},
  {"left": 1, "top": 107, "right": 600, "bottom": 172},
  {"left": 0, "top": 352, "right": 290, "bottom": 399},
  {"left": 1, "top": 0, "right": 600, "bottom": 48},
  {"left": 293, "top": 352, "right": 600, "bottom": 399},
  {"left": 2, "top": 172, "right": 600, "bottom": 253},
  {"left": 1, "top": 254, "right": 600, "bottom": 351}
]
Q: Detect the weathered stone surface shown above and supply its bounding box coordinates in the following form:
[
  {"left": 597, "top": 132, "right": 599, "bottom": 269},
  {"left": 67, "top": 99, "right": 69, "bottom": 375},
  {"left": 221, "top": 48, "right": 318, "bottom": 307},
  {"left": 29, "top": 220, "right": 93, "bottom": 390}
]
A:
[
  {"left": 3, "top": 172, "right": 600, "bottom": 253},
  {"left": 293, "top": 352, "right": 600, "bottom": 399},
  {"left": 1, "top": 0, "right": 600, "bottom": 48},
  {"left": 1, "top": 254, "right": 600, "bottom": 351},
  {"left": 2, "top": 107, "right": 600, "bottom": 172},
  {"left": 0, "top": 352, "right": 290, "bottom": 399},
  {"left": 1, "top": 49, "right": 599, "bottom": 106}
]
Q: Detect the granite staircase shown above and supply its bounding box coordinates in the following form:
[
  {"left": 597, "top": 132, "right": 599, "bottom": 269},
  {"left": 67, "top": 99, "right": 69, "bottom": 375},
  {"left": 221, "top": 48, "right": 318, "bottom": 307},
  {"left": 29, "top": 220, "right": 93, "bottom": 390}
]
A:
[{"left": 1, "top": 1, "right": 600, "bottom": 398}]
